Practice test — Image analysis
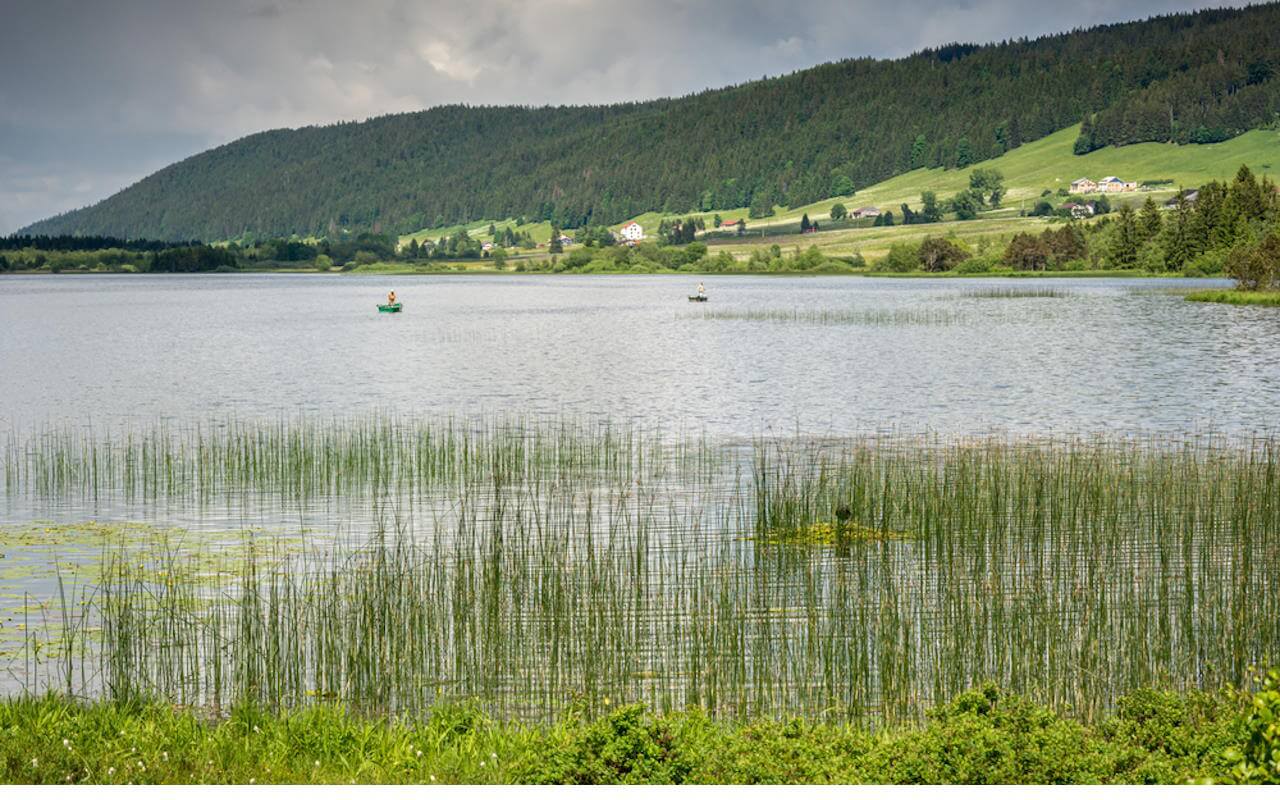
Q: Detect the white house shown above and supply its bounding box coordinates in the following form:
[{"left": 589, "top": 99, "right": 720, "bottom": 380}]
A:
[
  {"left": 1070, "top": 178, "right": 1098, "bottom": 194},
  {"left": 557, "top": 234, "right": 574, "bottom": 246},
  {"left": 852, "top": 206, "right": 881, "bottom": 219},
  {"left": 1061, "top": 202, "right": 1095, "bottom": 219},
  {"left": 617, "top": 221, "right": 644, "bottom": 242},
  {"left": 1098, "top": 176, "right": 1137, "bottom": 193}
]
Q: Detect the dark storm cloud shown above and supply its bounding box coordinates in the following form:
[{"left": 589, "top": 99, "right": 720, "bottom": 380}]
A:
[{"left": 0, "top": 0, "right": 1235, "bottom": 232}]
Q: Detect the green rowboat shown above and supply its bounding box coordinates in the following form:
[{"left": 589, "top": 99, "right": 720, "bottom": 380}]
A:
[{"left": 378, "top": 302, "right": 403, "bottom": 313}]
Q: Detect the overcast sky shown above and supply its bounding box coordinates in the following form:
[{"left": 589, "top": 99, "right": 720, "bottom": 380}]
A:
[{"left": 0, "top": 0, "right": 1240, "bottom": 234}]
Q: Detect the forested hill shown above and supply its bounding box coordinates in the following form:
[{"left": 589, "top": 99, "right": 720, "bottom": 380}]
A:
[{"left": 22, "top": 4, "right": 1280, "bottom": 241}]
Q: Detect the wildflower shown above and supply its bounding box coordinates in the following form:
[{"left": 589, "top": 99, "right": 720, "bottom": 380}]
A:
[
  {"left": 490, "top": 752, "right": 497, "bottom": 760},
  {"left": 253, "top": 725, "right": 261, "bottom": 733},
  {"left": 31, "top": 758, "right": 38, "bottom": 767},
  {"left": 63, "top": 738, "right": 71, "bottom": 749},
  {"left": 430, "top": 775, "right": 436, "bottom": 782},
  {"left": 108, "top": 767, "right": 115, "bottom": 776},
  {"left": 415, "top": 750, "right": 423, "bottom": 758},
  {"left": 314, "top": 760, "right": 320, "bottom": 768},
  {"left": 162, "top": 752, "right": 168, "bottom": 761},
  {"left": 249, "top": 778, "right": 256, "bottom": 785}
]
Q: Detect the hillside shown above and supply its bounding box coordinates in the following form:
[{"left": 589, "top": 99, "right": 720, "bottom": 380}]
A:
[{"left": 21, "top": 3, "right": 1280, "bottom": 242}]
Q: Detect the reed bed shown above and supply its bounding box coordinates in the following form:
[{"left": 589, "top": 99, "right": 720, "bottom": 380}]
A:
[
  {"left": 957, "top": 287, "right": 1075, "bottom": 299},
  {"left": 696, "top": 308, "right": 968, "bottom": 326},
  {"left": 1, "top": 415, "right": 726, "bottom": 505},
  {"left": 10, "top": 421, "right": 1278, "bottom": 728}
]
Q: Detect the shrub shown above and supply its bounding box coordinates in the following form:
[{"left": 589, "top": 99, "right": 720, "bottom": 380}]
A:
[
  {"left": 519, "top": 705, "right": 698, "bottom": 784},
  {"left": 879, "top": 242, "right": 921, "bottom": 273},
  {"left": 1225, "top": 668, "right": 1280, "bottom": 783},
  {"left": 956, "top": 255, "right": 995, "bottom": 273},
  {"left": 1227, "top": 233, "right": 1280, "bottom": 291},
  {"left": 918, "top": 236, "right": 969, "bottom": 272}
]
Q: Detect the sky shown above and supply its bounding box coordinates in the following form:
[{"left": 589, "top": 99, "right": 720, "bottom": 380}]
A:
[{"left": 0, "top": 0, "right": 1241, "bottom": 234}]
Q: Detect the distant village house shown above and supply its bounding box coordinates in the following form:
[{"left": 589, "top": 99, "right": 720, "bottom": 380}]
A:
[
  {"left": 1164, "top": 189, "right": 1199, "bottom": 209},
  {"left": 1069, "top": 178, "right": 1098, "bottom": 194},
  {"left": 852, "top": 207, "right": 880, "bottom": 219},
  {"left": 1097, "top": 176, "right": 1138, "bottom": 193},
  {"left": 617, "top": 221, "right": 645, "bottom": 243},
  {"left": 1060, "top": 202, "right": 1095, "bottom": 219}
]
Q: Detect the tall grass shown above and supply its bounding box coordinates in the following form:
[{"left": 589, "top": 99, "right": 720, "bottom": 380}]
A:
[
  {"left": 10, "top": 421, "right": 1277, "bottom": 728},
  {"left": 696, "top": 308, "right": 967, "bottom": 325}
]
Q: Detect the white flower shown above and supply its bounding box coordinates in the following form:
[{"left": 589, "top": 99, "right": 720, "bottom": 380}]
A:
[
  {"left": 62, "top": 738, "right": 71, "bottom": 748},
  {"left": 31, "top": 758, "right": 38, "bottom": 767},
  {"left": 249, "top": 778, "right": 256, "bottom": 784},
  {"left": 415, "top": 750, "right": 423, "bottom": 758},
  {"left": 490, "top": 752, "right": 497, "bottom": 760},
  {"left": 108, "top": 767, "right": 115, "bottom": 776},
  {"left": 162, "top": 752, "right": 168, "bottom": 761},
  {"left": 429, "top": 775, "right": 436, "bottom": 782}
]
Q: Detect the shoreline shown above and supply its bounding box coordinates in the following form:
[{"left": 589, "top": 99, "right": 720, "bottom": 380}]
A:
[{"left": 1, "top": 267, "right": 1221, "bottom": 280}]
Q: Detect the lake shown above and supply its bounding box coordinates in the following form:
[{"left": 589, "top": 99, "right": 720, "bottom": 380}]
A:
[
  {"left": 2, "top": 272, "right": 1279, "bottom": 719},
  {"left": 0, "top": 273, "right": 1273, "bottom": 436}
]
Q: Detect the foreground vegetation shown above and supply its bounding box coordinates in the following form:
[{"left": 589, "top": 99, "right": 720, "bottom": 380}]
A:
[
  {"left": 5, "top": 419, "right": 1278, "bottom": 729},
  {"left": 3, "top": 674, "right": 1278, "bottom": 784}
]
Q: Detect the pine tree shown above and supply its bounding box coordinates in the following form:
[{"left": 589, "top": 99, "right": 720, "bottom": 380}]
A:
[{"left": 1139, "top": 196, "right": 1162, "bottom": 241}]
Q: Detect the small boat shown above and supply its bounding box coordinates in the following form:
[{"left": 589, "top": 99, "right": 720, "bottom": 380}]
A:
[
  {"left": 688, "top": 295, "right": 709, "bottom": 302},
  {"left": 378, "top": 302, "right": 403, "bottom": 313}
]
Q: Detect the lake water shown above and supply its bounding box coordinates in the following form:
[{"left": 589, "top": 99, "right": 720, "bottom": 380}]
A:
[{"left": 1, "top": 273, "right": 1275, "bottom": 437}]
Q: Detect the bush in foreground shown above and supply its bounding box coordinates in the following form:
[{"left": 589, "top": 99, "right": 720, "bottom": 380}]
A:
[{"left": 3, "top": 682, "right": 1273, "bottom": 785}]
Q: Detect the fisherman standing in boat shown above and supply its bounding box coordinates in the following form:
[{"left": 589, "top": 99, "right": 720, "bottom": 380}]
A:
[
  {"left": 387, "top": 290, "right": 397, "bottom": 305},
  {"left": 696, "top": 282, "right": 705, "bottom": 297}
]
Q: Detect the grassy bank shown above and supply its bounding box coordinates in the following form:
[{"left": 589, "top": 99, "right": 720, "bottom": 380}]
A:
[
  {"left": 1, "top": 680, "right": 1271, "bottom": 785},
  {"left": 1186, "top": 289, "right": 1280, "bottom": 306}
]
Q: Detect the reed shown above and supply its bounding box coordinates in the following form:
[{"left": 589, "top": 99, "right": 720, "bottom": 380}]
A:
[
  {"left": 9, "top": 421, "right": 1276, "bottom": 728},
  {"left": 695, "top": 308, "right": 968, "bottom": 325}
]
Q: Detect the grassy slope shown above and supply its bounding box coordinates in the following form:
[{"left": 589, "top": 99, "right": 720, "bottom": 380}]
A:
[
  {"left": 706, "top": 125, "right": 1280, "bottom": 260},
  {"left": 398, "top": 124, "right": 1279, "bottom": 262}
]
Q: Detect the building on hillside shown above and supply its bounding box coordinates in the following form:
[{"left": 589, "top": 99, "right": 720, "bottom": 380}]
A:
[
  {"left": 617, "top": 221, "right": 644, "bottom": 242},
  {"left": 1070, "top": 178, "right": 1098, "bottom": 194},
  {"left": 1098, "top": 176, "right": 1137, "bottom": 193},
  {"left": 1164, "top": 189, "right": 1199, "bottom": 209},
  {"left": 720, "top": 219, "right": 741, "bottom": 228},
  {"left": 557, "top": 234, "right": 574, "bottom": 246},
  {"left": 481, "top": 241, "right": 494, "bottom": 252},
  {"left": 853, "top": 206, "right": 880, "bottom": 219},
  {"left": 1061, "top": 202, "right": 1096, "bottom": 219}
]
